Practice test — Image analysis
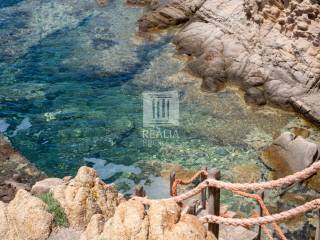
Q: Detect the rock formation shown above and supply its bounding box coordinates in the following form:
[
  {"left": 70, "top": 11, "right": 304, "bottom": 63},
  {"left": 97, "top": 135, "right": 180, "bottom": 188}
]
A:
[
  {"left": 0, "top": 135, "right": 46, "bottom": 202},
  {"left": 261, "top": 131, "right": 320, "bottom": 178},
  {"left": 0, "top": 166, "right": 216, "bottom": 240},
  {"left": 136, "top": 0, "right": 320, "bottom": 126},
  {"left": 0, "top": 189, "right": 53, "bottom": 240},
  {"left": 81, "top": 199, "right": 215, "bottom": 240},
  {"left": 51, "top": 166, "right": 121, "bottom": 230},
  {"left": 138, "top": 0, "right": 206, "bottom": 31},
  {"left": 79, "top": 214, "right": 105, "bottom": 240},
  {"left": 96, "top": 0, "right": 108, "bottom": 6},
  {"left": 31, "top": 178, "right": 64, "bottom": 196}
]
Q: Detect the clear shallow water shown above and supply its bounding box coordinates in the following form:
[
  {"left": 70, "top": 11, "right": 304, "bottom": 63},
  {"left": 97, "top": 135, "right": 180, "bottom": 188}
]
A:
[{"left": 0, "top": 0, "right": 316, "bottom": 205}]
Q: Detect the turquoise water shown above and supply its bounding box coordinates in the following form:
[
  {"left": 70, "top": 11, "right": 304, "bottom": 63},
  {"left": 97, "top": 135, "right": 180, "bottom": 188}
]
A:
[{"left": 0, "top": 0, "right": 301, "bottom": 201}]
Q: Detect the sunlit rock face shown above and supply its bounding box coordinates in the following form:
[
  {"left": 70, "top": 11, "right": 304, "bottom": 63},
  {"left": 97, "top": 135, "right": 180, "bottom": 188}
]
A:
[
  {"left": 138, "top": 0, "right": 206, "bottom": 31},
  {"left": 245, "top": 0, "right": 320, "bottom": 43},
  {"left": 52, "top": 166, "right": 121, "bottom": 230},
  {"left": 138, "top": 0, "right": 320, "bottom": 125},
  {"left": 0, "top": 190, "right": 53, "bottom": 240},
  {"left": 80, "top": 199, "right": 215, "bottom": 240},
  {"left": 31, "top": 178, "right": 64, "bottom": 196}
]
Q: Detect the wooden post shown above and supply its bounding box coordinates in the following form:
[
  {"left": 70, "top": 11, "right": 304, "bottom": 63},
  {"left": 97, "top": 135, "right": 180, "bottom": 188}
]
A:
[
  {"left": 134, "top": 185, "right": 145, "bottom": 197},
  {"left": 316, "top": 209, "right": 320, "bottom": 240},
  {"left": 201, "top": 166, "right": 208, "bottom": 210},
  {"left": 208, "top": 169, "right": 220, "bottom": 239},
  {"left": 256, "top": 191, "right": 265, "bottom": 240},
  {"left": 170, "top": 172, "right": 176, "bottom": 196},
  {"left": 186, "top": 201, "right": 198, "bottom": 215}
]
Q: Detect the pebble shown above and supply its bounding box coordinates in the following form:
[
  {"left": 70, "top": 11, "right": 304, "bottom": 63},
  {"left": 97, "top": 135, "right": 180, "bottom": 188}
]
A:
[{"left": 297, "top": 21, "right": 309, "bottom": 31}]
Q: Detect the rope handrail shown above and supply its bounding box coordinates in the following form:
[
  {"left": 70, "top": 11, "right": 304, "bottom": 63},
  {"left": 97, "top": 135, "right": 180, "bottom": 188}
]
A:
[
  {"left": 251, "top": 210, "right": 274, "bottom": 240},
  {"left": 232, "top": 190, "right": 287, "bottom": 240},
  {"left": 132, "top": 161, "right": 320, "bottom": 239},
  {"left": 199, "top": 198, "right": 320, "bottom": 226},
  {"left": 134, "top": 161, "right": 320, "bottom": 204},
  {"left": 171, "top": 171, "right": 288, "bottom": 239},
  {"left": 172, "top": 170, "right": 207, "bottom": 196}
]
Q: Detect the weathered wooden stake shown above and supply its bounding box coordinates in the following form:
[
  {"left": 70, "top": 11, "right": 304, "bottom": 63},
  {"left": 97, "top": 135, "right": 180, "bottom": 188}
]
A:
[
  {"left": 170, "top": 171, "right": 176, "bottom": 196},
  {"left": 256, "top": 191, "right": 265, "bottom": 240},
  {"left": 186, "top": 201, "right": 198, "bottom": 215},
  {"left": 201, "top": 166, "right": 208, "bottom": 210},
  {"left": 315, "top": 209, "right": 320, "bottom": 240},
  {"left": 134, "top": 185, "right": 145, "bottom": 197},
  {"left": 208, "top": 169, "right": 220, "bottom": 239}
]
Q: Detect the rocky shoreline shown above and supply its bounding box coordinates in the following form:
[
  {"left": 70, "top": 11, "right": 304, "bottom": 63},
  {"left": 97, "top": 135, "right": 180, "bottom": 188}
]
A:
[
  {"left": 134, "top": 0, "right": 320, "bottom": 126},
  {"left": 0, "top": 0, "right": 320, "bottom": 239},
  {"left": 0, "top": 134, "right": 46, "bottom": 203},
  {"left": 0, "top": 166, "right": 216, "bottom": 240},
  {"left": 0, "top": 131, "right": 320, "bottom": 239}
]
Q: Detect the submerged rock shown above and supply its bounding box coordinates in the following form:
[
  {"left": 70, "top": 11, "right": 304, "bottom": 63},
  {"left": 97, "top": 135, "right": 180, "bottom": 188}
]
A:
[
  {"left": 244, "top": 87, "right": 267, "bottom": 106},
  {"left": 230, "top": 163, "right": 261, "bottom": 183},
  {"left": 261, "top": 132, "right": 320, "bottom": 178},
  {"left": 96, "top": 0, "right": 108, "bottom": 7}
]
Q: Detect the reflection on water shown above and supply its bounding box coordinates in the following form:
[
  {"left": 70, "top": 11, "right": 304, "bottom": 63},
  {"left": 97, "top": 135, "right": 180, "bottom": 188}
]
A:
[{"left": 0, "top": 0, "right": 319, "bottom": 210}]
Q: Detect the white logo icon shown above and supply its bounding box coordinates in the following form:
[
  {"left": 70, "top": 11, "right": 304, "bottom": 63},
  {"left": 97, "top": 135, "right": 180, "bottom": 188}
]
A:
[{"left": 143, "top": 91, "right": 179, "bottom": 127}]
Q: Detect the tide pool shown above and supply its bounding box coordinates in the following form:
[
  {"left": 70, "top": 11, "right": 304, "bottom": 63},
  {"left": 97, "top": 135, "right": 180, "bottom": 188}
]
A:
[{"left": 0, "top": 0, "right": 312, "bottom": 209}]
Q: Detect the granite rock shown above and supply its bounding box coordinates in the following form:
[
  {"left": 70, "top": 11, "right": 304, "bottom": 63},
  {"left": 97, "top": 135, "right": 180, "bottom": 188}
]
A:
[{"left": 138, "top": 0, "right": 320, "bottom": 124}]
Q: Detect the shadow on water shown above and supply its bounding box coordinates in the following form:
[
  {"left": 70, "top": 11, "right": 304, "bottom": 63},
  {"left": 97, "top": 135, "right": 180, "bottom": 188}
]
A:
[{"left": 0, "top": 0, "right": 24, "bottom": 9}]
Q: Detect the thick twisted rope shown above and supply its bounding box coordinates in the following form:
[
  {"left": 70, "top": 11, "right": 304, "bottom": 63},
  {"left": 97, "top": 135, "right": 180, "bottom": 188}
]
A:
[
  {"left": 172, "top": 170, "right": 207, "bottom": 196},
  {"left": 131, "top": 161, "right": 320, "bottom": 233},
  {"left": 200, "top": 198, "right": 320, "bottom": 226},
  {"left": 251, "top": 211, "right": 273, "bottom": 240},
  {"left": 233, "top": 190, "right": 287, "bottom": 240},
  {"left": 261, "top": 224, "right": 274, "bottom": 240},
  {"left": 171, "top": 171, "right": 287, "bottom": 239},
  {"left": 134, "top": 161, "right": 320, "bottom": 204}
]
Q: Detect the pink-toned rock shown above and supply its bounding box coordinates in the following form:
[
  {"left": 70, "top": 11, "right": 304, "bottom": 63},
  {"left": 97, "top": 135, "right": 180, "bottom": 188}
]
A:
[
  {"left": 0, "top": 201, "right": 9, "bottom": 239},
  {"left": 100, "top": 200, "right": 149, "bottom": 240},
  {"left": 52, "top": 167, "right": 120, "bottom": 230},
  {"left": 98, "top": 200, "right": 215, "bottom": 240},
  {"left": 138, "top": 0, "right": 320, "bottom": 125},
  {"left": 80, "top": 214, "right": 105, "bottom": 240},
  {"left": 138, "top": 0, "right": 206, "bottom": 31},
  {"left": 31, "top": 178, "right": 63, "bottom": 196},
  {"left": 7, "top": 189, "right": 53, "bottom": 240}
]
